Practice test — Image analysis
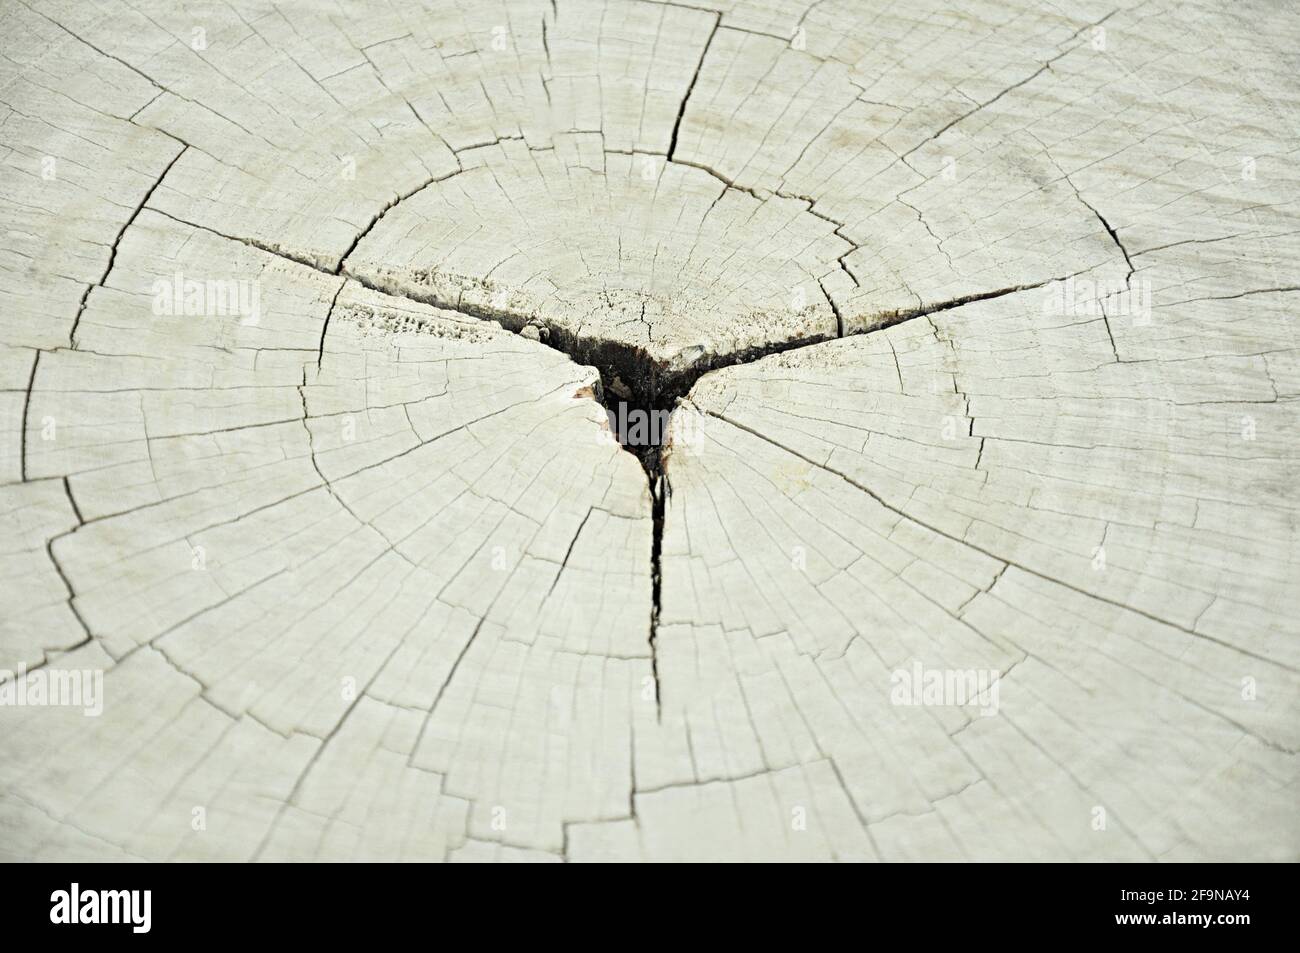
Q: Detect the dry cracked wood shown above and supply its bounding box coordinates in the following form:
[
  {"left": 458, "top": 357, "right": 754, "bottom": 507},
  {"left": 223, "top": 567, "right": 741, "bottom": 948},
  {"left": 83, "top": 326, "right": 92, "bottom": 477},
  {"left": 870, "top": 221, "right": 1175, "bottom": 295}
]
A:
[{"left": 0, "top": 0, "right": 1296, "bottom": 861}]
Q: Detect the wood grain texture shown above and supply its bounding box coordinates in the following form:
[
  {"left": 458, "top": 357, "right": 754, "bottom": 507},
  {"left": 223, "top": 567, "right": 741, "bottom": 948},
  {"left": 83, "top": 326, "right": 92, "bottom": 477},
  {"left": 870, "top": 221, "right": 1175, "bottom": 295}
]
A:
[{"left": 0, "top": 0, "right": 1295, "bottom": 861}]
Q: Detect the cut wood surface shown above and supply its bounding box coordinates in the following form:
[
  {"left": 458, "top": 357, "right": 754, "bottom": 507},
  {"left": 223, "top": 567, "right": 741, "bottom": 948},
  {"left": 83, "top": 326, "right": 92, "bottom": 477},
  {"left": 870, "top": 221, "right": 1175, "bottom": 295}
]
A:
[{"left": 0, "top": 0, "right": 1295, "bottom": 860}]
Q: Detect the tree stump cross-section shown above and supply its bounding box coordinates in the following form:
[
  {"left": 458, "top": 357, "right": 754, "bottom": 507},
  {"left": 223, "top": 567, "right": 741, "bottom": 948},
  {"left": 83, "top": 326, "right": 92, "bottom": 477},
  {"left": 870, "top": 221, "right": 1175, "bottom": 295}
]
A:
[{"left": 0, "top": 0, "right": 1296, "bottom": 862}]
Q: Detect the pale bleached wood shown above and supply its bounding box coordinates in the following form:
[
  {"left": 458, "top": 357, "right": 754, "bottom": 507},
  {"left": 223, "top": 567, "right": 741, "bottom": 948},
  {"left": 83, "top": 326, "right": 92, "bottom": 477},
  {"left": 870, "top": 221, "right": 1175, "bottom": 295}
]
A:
[{"left": 1, "top": 0, "right": 1296, "bottom": 861}]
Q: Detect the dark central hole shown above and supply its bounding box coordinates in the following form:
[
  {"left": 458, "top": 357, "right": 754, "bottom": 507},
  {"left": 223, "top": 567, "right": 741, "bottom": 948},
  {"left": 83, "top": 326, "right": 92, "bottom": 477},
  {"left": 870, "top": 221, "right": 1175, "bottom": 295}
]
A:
[
  {"left": 540, "top": 320, "right": 835, "bottom": 482},
  {"left": 540, "top": 326, "right": 692, "bottom": 485}
]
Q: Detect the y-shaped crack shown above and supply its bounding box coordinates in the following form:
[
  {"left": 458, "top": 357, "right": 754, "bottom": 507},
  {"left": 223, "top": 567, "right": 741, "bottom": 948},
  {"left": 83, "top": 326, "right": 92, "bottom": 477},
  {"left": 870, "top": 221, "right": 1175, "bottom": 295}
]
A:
[{"left": 126, "top": 149, "right": 1129, "bottom": 734}]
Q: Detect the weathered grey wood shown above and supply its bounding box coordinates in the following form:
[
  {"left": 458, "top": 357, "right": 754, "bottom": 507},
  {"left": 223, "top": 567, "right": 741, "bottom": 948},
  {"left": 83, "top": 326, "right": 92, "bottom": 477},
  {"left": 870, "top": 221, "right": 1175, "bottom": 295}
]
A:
[
  {"left": 631, "top": 275, "right": 1297, "bottom": 861},
  {"left": 0, "top": 0, "right": 1296, "bottom": 861}
]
